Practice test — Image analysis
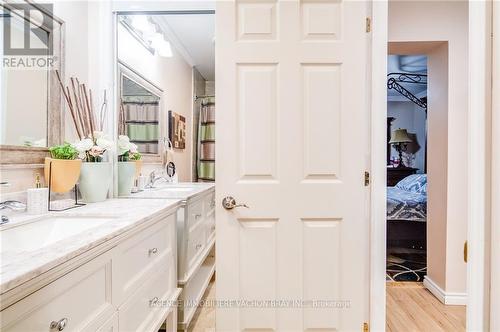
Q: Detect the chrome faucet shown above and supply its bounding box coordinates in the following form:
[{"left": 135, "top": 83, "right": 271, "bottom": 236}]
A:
[
  {"left": 146, "top": 170, "right": 170, "bottom": 189},
  {"left": 0, "top": 200, "right": 27, "bottom": 225}
]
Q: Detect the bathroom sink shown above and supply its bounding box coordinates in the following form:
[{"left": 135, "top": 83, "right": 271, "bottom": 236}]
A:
[
  {"left": 149, "top": 186, "right": 195, "bottom": 192},
  {"left": 0, "top": 215, "right": 115, "bottom": 253},
  {"left": 149, "top": 181, "right": 212, "bottom": 189}
]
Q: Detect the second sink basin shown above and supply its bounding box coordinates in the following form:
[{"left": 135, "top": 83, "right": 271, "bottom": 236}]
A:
[{"left": 0, "top": 215, "right": 115, "bottom": 254}]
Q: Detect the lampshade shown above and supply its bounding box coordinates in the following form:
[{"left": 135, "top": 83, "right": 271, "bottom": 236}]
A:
[{"left": 389, "top": 128, "right": 412, "bottom": 144}]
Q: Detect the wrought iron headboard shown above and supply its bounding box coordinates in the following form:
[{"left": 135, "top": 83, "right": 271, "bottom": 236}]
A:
[{"left": 387, "top": 72, "right": 428, "bottom": 112}]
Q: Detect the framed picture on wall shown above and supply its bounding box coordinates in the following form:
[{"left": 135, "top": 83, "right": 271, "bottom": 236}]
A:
[{"left": 168, "top": 110, "right": 186, "bottom": 149}]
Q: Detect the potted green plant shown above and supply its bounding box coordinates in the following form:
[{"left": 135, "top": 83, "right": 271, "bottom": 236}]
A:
[
  {"left": 117, "top": 135, "right": 140, "bottom": 196},
  {"left": 44, "top": 143, "right": 82, "bottom": 193}
]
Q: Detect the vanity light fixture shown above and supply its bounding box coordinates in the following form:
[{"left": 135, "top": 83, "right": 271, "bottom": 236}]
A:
[{"left": 123, "top": 16, "right": 173, "bottom": 58}]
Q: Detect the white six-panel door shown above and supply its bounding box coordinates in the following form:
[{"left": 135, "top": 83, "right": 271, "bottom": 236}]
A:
[{"left": 216, "top": 1, "right": 370, "bottom": 330}]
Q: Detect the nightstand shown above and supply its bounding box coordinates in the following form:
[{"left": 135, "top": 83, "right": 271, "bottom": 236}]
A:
[{"left": 387, "top": 167, "right": 418, "bottom": 186}]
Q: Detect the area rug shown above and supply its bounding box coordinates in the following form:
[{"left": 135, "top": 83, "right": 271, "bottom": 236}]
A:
[{"left": 386, "top": 247, "right": 426, "bottom": 282}]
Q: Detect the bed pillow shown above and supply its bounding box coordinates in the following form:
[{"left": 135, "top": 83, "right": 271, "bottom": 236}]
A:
[{"left": 395, "top": 174, "right": 427, "bottom": 193}]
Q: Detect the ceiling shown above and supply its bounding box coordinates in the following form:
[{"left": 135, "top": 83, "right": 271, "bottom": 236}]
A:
[
  {"left": 387, "top": 55, "right": 427, "bottom": 99},
  {"left": 155, "top": 14, "right": 215, "bottom": 81}
]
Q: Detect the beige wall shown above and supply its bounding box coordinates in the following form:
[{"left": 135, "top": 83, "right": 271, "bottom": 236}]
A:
[
  {"left": 427, "top": 43, "right": 449, "bottom": 290},
  {"left": 389, "top": 1, "right": 468, "bottom": 294},
  {"left": 117, "top": 24, "right": 194, "bottom": 181}
]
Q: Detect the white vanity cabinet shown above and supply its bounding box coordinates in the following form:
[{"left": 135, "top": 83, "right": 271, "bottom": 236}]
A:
[
  {"left": 177, "top": 189, "right": 215, "bottom": 283},
  {"left": 176, "top": 188, "right": 216, "bottom": 331},
  {"left": 122, "top": 184, "right": 215, "bottom": 330},
  {"left": 0, "top": 208, "right": 180, "bottom": 332}
]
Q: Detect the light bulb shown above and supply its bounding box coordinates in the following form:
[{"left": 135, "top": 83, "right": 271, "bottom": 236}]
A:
[
  {"left": 131, "top": 16, "right": 151, "bottom": 33},
  {"left": 149, "top": 32, "right": 164, "bottom": 48},
  {"left": 157, "top": 40, "right": 173, "bottom": 57}
]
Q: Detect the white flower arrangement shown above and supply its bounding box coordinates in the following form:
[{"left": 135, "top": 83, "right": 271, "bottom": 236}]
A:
[
  {"left": 73, "top": 131, "right": 114, "bottom": 162},
  {"left": 118, "top": 135, "right": 141, "bottom": 161}
]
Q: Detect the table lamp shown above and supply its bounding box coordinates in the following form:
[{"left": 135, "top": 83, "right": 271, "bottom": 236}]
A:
[{"left": 389, "top": 128, "right": 413, "bottom": 168}]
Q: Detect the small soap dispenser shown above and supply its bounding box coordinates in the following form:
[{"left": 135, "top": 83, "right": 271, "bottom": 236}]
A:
[{"left": 27, "top": 174, "right": 49, "bottom": 214}]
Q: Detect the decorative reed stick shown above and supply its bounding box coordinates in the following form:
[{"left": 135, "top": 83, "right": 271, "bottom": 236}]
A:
[
  {"left": 55, "top": 70, "right": 82, "bottom": 139},
  {"left": 55, "top": 70, "right": 107, "bottom": 140}
]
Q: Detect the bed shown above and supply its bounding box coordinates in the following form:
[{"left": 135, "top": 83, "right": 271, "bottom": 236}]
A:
[
  {"left": 387, "top": 174, "right": 427, "bottom": 222},
  {"left": 387, "top": 174, "right": 427, "bottom": 248}
]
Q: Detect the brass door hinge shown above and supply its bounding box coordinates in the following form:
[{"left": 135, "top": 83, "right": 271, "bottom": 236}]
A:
[
  {"left": 366, "top": 17, "right": 371, "bottom": 33},
  {"left": 464, "top": 241, "right": 468, "bottom": 263},
  {"left": 363, "top": 322, "right": 369, "bottom": 332},
  {"left": 364, "top": 171, "right": 370, "bottom": 186}
]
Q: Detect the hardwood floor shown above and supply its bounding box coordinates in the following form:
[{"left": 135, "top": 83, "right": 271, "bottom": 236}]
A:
[
  {"left": 387, "top": 282, "right": 466, "bottom": 332},
  {"left": 186, "top": 280, "right": 466, "bottom": 332}
]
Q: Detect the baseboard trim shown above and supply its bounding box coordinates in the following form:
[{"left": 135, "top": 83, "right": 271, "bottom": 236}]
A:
[{"left": 423, "top": 276, "right": 467, "bottom": 305}]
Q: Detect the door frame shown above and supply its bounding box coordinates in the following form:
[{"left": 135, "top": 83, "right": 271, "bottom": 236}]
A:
[
  {"left": 370, "top": 1, "right": 493, "bottom": 331},
  {"left": 465, "top": 1, "right": 492, "bottom": 331},
  {"left": 369, "top": 1, "right": 388, "bottom": 331},
  {"left": 490, "top": 1, "right": 499, "bottom": 330}
]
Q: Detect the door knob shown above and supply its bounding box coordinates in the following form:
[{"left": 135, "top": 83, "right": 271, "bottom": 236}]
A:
[{"left": 222, "top": 196, "right": 249, "bottom": 210}]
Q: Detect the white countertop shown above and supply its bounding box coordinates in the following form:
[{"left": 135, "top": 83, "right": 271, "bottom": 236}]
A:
[
  {"left": 126, "top": 182, "right": 215, "bottom": 201},
  {"left": 0, "top": 198, "right": 181, "bottom": 295}
]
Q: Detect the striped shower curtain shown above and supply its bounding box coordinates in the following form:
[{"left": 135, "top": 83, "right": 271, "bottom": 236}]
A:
[{"left": 197, "top": 97, "right": 215, "bottom": 181}]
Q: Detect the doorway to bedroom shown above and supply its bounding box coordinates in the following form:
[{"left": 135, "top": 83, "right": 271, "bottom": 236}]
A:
[
  {"left": 386, "top": 54, "right": 428, "bottom": 283},
  {"left": 385, "top": 39, "right": 467, "bottom": 331}
]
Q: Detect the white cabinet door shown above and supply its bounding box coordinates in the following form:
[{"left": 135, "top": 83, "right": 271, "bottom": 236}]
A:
[{"left": 216, "top": 1, "right": 370, "bottom": 330}]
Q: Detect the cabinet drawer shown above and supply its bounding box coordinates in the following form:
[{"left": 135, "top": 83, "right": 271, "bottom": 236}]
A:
[
  {"left": 203, "top": 191, "right": 216, "bottom": 216},
  {"left": 186, "top": 223, "right": 206, "bottom": 271},
  {"left": 113, "top": 215, "right": 175, "bottom": 306},
  {"left": 118, "top": 263, "right": 175, "bottom": 332},
  {"left": 96, "top": 313, "right": 118, "bottom": 332},
  {"left": 186, "top": 199, "right": 204, "bottom": 231},
  {"left": 1, "top": 251, "right": 114, "bottom": 332},
  {"left": 205, "top": 210, "right": 215, "bottom": 245}
]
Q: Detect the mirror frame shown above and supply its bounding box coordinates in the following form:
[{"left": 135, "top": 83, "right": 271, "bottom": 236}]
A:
[
  {"left": 0, "top": 1, "right": 64, "bottom": 165},
  {"left": 117, "top": 61, "right": 164, "bottom": 164}
]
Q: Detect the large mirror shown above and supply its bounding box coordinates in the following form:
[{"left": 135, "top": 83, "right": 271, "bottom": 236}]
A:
[
  {"left": 0, "top": 1, "right": 63, "bottom": 162},
  {"left": 118, "top": 63, "right": 162, "bottom": 156},
  {"left": 116, "top": 11, "right": 215, "bottom": 182}
]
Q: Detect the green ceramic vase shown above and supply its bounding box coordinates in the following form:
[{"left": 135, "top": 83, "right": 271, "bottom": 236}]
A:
[
  {"left": 118, "top": 161, "right": 136, "bottom": 196},
  {"left": 78, "top": 162, "right": 111, "bottom": 203}
]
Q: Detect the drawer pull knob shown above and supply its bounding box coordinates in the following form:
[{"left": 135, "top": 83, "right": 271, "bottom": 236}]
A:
[
  {"left": 50, "top": 318, "right": 68, "bottom": 331},
  {"left": 195, "top": 214, "right": 202, "bottom": 219},
  {"left": 195, "top": 244, "right": 203, "bottom": 250},
  {"left": 148, "top": 248, "right": 158, "bottom": 255}
]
